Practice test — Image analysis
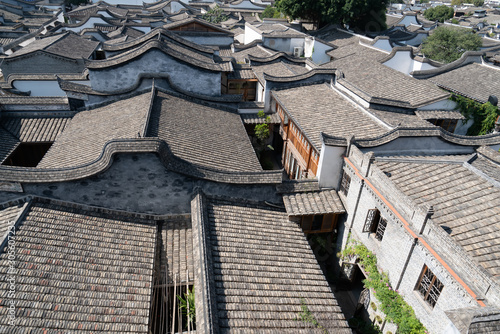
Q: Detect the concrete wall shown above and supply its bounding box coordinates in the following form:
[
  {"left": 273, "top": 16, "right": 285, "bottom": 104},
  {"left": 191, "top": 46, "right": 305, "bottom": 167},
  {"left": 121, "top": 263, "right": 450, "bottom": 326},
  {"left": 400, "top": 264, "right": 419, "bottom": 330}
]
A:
[
  {"left": 88, "top": 49, "right": 222, "bottom": 96},
  {"left": 2, "top": 53, "right": 84, "bottom": 78}
]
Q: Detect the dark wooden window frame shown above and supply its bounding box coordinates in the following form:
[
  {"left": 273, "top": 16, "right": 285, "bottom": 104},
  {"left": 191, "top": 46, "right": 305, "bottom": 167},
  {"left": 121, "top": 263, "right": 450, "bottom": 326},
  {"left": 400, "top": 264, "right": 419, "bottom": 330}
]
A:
[
  {"left": 340, "top": 171, "right": 351, "bottom": 196},
  {"left": 415, "top": 265, "right": 444, "bottom": 308},
  {"left": 363, "top": 209, "right": 387, "bottom": 241}
]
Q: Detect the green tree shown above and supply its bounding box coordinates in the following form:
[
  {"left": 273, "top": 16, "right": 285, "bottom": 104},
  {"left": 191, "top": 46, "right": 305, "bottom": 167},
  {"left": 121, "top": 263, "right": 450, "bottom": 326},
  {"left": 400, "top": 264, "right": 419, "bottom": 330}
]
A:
[
  {"left": 421, "top": 26, "right": 482, "bottom": 63},
  {"left": 473, "top": 0, "right": 484, "bottom": 6},
  {"left": 423, "top": 5, "right": 454, "bottom": 23},
  {"left": 451, "top": 0, "right": 463, "bottom": 6},
  {"left": 342, "top": 0, "right": 387, "bottom": 32},
  {"left": 275, "top": 0, "right": 386, "bottom": 31},
  {"left": 202, "top": 5, "right": 228, "bottom": 24},
  {"left": 261, "top": 6, "right": 282, "bottom": 18}
]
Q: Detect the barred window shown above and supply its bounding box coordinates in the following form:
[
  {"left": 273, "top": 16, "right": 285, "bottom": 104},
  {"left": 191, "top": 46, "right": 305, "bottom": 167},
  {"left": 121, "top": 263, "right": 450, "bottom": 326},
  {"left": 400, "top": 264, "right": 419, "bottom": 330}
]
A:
[
  {"left": 340, "top": 171, "right": 351, "bottom": 196},
  {"left": 363, "top": 209, "right": 387, "bottom": 241},
  {"left": 416, "top": 265, "right": 444, "bottom": 308}
]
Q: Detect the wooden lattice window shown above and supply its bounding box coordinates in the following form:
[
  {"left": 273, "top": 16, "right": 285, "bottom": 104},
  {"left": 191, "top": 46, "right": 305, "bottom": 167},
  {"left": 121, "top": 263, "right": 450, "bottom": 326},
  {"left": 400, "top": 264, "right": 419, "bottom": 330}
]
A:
[
  {"left": 416, "top": 265, "right": 444, "bottom": 308},
  {"left": 363, "top": 209, "right": 387, "bottom": 241},
  {"left": 340, "top": 171, "right": 351, "bottom": 196}
]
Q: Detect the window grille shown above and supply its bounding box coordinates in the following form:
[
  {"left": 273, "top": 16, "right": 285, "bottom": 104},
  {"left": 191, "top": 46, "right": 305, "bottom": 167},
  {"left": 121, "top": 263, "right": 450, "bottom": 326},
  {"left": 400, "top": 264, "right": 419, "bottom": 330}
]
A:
[
  {"left": 416, "top": 266, "right": 444, "bottom": 308},
  {"left": 340, "top": 171, "right": 351, "bottom": 196}
]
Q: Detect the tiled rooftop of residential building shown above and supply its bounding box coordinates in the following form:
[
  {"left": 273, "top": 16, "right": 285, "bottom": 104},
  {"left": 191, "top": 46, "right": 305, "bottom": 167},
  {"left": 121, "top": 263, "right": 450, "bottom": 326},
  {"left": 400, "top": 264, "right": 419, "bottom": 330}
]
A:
[
  {"left": 283, "top": 189, "right": 345, "bottom": 216},
  {"left": 193, "top": 194, "right": 351, "bottom": 332},
  {"left": 375, "top": 152, "right": 500, "bottom": 279},
  {"left": 37, "top": 91, "right": 151, "bottom": 168},
  {"left": 7, "top": 32, "right": 99, "bottom": 59},
  {"left": 0, "top": 199, "right": 157, "bottom": 333},
  {"left": 148, "top": 91, "right": 262, "bottom": 172},
  {"left": 427, "top": 63, "right": 500, "bottom": 104},
  {"left": 272, "top": 83, "right": 388, "bottom": 150}
]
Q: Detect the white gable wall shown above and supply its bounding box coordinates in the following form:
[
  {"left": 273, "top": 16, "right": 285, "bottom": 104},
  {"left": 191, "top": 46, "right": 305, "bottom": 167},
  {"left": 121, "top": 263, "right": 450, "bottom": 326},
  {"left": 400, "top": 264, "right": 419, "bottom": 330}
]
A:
[{"left": 245, "top": 24, "right": 262, "bottom": 44}]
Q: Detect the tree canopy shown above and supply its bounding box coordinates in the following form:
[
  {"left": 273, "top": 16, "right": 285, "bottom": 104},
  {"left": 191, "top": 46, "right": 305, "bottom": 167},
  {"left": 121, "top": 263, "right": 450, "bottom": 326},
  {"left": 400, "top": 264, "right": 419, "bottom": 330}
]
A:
[
  {"left": 275, "top": 0, "right": 387, "bottom": 31},
  {"left": 423, "top": 5, "right": 454, "bottom": 23},
  {"left": 202, "top": 5, "right": 228, "bottom": 24},
  {"left": 421, "top": 26, "right": 482, "bottom": 63},
  {"left": 261, "top": 6, "right": 283, "bottom": 19}
]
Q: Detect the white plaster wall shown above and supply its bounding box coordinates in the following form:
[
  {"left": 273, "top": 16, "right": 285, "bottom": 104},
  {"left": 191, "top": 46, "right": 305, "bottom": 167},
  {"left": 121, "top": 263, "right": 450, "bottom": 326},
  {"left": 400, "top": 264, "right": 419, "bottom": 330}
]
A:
[
  {"left": 244, "top": 24, "right": 262, "bottom": 44},
  {"left": 12, "top": 80, "right": 90, "bottom": 96},
  {"left": 229, "top": 0, "right": 264, "bottom": 9},
  {"left": 454, "top": 118, "right": 473, "bottom": 135},
  {"left": 256, "top": 81, "right": 264, "bottom": 102},
  {"left": 88, "top": 49, "right": 221, "bottom": 95},
  {"left": 317, "top": 143, "right": 345, "bottom": 188},
  {"left": 304, "top": 37, "right": 314, "bottom": 58},
  {"left": 179, "top": 35, "right": 234, "bottom": 47},
  {"left": 96, "top": 10, "right": 112, "bottom": 18},
  {"left": 401, "top": 33, "right": 427, "bottom": 47},
  {"left": 372, "top": 39, "right": 392, "bottom": 52},
  {"left": 289, "top": 38, "right": 304, "bottom": 53},
  {"left": 171, "top": 1, "right": 186, "bottom": 13},
  {"left": 411, "top": 59, "right": 436, "bottom": 72},
  {"left": 131, "top": 26, "right": 151, "bottom": 34},
  {"left": 398, "top": 15, "right": 419, "bottom": 27},
  {"left": 383, "top": 50, "right": 414, "bottom": 75},
  {"left": 311, "top": 40, "right": 332, "bottom": 65},
  {"left": 234, "top": 33, "right": 245, "bottom": 44},
  {"left": 417, "top": 99, "right": 457, "bottom": 111},
  {"left": 64, "top": 17, "right": 107, "bottom": 33}
]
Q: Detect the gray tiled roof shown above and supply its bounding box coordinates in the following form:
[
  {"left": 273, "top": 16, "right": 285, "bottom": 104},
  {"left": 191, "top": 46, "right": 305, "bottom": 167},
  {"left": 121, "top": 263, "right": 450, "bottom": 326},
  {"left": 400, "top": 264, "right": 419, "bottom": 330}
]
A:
[
  {"left": 446, "top": 307, "right": 500, "bottom": 334},
  {"left": 428, "top": 63, "right": 500, "bottom": 104},
  {"left": 0, "top": 201, "right": 27, "bottom": 243},
  {"left": 0, "top": 199, "right": 156, "bottom": 333},
  {"left": 159, "top": 216, "right": 194, "bottom": 285},
  {"left": 7, "top": 32, "right": 99, "bottom": 60},
  {"left": 37, "top": 91, "right": 151, "bottom": 168},
  {"left": 376, "top": 156, "right": 500, "bottom": 279},
  {"left": 197, "top": 195, "right": 351, "bottom": 332},
  {"left": 414, "top": 110, "right": 465, "bottom": 120},
  {"left": 1, "top": 117, "right": 71, "bottom": 142},
  {"left": 272, "top": 83, "right": 388, "bottom": 150},
  {"left": 231, "top": 44, "right": 276, "bottom": 64},
  {"left": 368, "top": 109, "right": 435, "bottom": 128},
  {"left": 329, "top": 42, "right": 450, "bottom": 108},
  {"left": 0, "top": 128, "right": 19, "bottom": 165},
  {"left": 283, "top": 189, "right": 345, "bottom": 216},
  {"left": 148, "top": 91, "right": 262, "bottom": 172},
  {"left": 240, "top": 112, "right": 280, "bottom": 124},
  {"left": 252, "top": 60, "right": 308, "bottom": 84}
]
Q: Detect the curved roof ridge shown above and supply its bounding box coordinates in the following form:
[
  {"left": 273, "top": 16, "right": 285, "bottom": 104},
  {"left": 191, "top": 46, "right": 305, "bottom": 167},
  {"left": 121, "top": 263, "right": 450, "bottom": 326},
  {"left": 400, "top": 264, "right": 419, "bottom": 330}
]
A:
[
  {"left": 322, "top": 127, "right": 500, "bottom": 148},
  {"left": 102, "top": 26, "right": 217, "bottom": 53},
  {"left": 86, "top": 39, "right": 225, "bottom": 71},
  {"left": 411, "top": 51, "right": 484, "bottom": 78},
  {"left": 0, "top": 138, "right": 282, "bottom": 184},
  {"left": 248, "top": 52, "right": 307, "bottom": 64},
  {"left": 59, "top": 73, "right": 241, "bottom": 103},
  {"left": 263, "top": 68, "right": 336, "bottom": 83}
]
